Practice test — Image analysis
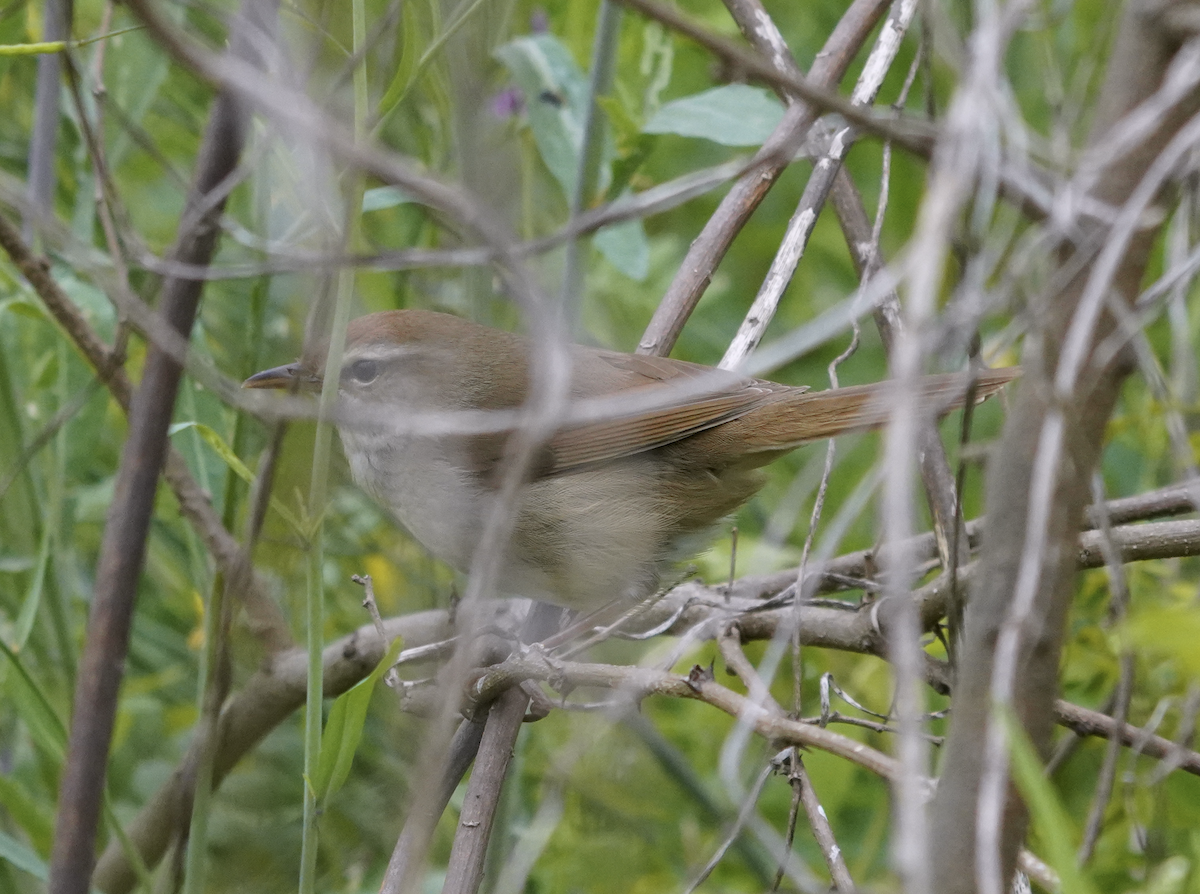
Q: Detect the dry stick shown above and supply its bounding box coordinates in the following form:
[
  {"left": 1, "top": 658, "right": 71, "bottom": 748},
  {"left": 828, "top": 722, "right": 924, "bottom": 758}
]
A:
[
  {"left": 720, "top": 0, "right": 919, "bottom": 370},
  {"left": 434, "top": 600, "right": 566, "bottom": 894},
  {"left": 476, "top": 655, "right": 905, "bottom": 779},
  {"left": 119, "top": 155, "right": 754, "bottom": 283},
  {"left": 682, "top": 763, "right": 778, "bottom": 894},
  {"left": 92, "top": 607, "right": 458, "bottom": 894},
  {"left": 89, "top": 504, "right": 1200, "bottom": 891},
  {"left": 706, "top": 11, "right": 959, "bottom": 880},
  {"left": 1045, "top": 690, "right": 1116, "bottom": 777},
  {"left": 1053, "top": 699, "right": 1200, "bottom": 776},
  {"left": 25, "top": 0, "right": 70, "bottom": 237},
  {"left": 726, "top": 480, "right": 1199, "bottom": 607},
  {"left": 713, "top": 621, "right": 812, "bottom": 887},
  {"left": 0, "top": 211, "right": 292, "bottom": 654},
  {"left": 616, "top": 0, "right": 933, "bottom": 167},
  {"left": 710, "top": 2, "right": 913, "bottom": 878},
  {"left": 784, "top": 330, "right": 858, "bottom": 884},
  {"left": 1147, "top": 684, "right": 1200, "bottom": 785},
  {"left": 791, "top": 756, "right": 857, "bottom": 893},
  {"left": 651, "top": 519, "right": 1200, "bottom": 658},
  {"left": 621, "top": 2, "right": 892, "bottom": 886},
  {"left": 89, "top": 509, "right": 1200, "bottom": 894},
  {"left": 719, "top": 623, "right": 785, "bottom": 716},
  {"left": 630, "top": 0, "right": 894, "bottom": 357},
  {"left": 379, "top": 718, "right": 487, "bottom": 892},
  {"left": 719, "top": 624, "right": 854, "bottom": 891},
  {"left": 45, "top": 0, "right": 266, "bottom": 887},
  {"left": 1076, "top": 476, "right": 1135, "bottom": 866},
  {"left": 354, "top": 574, "right": 392, "bottom": 644},
  {"left": 912, "top": 519, "right": 1200, "bottom": 628},
  {"left": 773, "top": 775, "right": 806, "bottom": 894},
  {"left": 830, "top": 168, "right": 975, "bottom": 573},
  {"left": 797, "top": 29, "right": 956, "bottom": 894},
  {"left": 936, "top": 9, "right": 1200, "bottom": 892},
  {"left": 439, "top": 686, "right": 530, "bottom": 894}
]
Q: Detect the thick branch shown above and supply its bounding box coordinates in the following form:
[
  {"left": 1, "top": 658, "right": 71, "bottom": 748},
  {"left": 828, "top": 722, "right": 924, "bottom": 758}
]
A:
[
  {"left": 48, "top": 3, "right": 270, "bottom": 890},
  {"left": 930, "top": 5, "right": 1200, "bottom": 892}
]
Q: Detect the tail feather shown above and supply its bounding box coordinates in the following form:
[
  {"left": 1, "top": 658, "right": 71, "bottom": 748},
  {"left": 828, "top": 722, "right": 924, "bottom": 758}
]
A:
[{"left": 739, "top": 366, "right": 1019, "bottom": 451}]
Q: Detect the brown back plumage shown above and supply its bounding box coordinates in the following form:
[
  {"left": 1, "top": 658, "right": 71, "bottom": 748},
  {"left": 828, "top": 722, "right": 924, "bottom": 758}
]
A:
[{"left": 343, "top": 311, "right": 1018, "bottom": 479}]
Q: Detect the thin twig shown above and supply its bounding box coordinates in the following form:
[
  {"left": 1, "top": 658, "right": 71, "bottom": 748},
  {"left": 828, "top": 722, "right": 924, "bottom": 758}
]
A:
[{"left": 635, "top": 0, "right": 894, "bottom": 356}]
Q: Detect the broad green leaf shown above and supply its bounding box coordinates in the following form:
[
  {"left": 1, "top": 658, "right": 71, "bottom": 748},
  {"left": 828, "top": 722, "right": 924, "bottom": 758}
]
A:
[
  {"left": 0, "top": 298, "right": 46, "bottom": 321},
  {"left": 644, "top": 84, "right": 784, "bottom": 146},
  {"left": 594, "top": 215, "right": 649, "bottom": 281},
  {"left": 314, "top": 636, "right": 404, "bottom": 804},
  {"left": 495, "top": 33, "right": 593, "bottom": 197},
  {"left": 495, "top": 33, "right": 649, "bottom": 279}
]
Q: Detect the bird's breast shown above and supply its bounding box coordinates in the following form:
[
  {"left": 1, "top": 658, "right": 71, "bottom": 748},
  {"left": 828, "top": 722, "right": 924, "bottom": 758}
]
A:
[{"left": 340, "top": 429, "right": 484, "bottom": 573}]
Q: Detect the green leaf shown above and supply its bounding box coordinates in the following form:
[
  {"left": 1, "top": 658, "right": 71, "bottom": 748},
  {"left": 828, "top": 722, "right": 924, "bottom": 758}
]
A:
[
  {"left": 0, "top": 298, "right": 46, "bottom": 321},
  {"left": 0, "top": 829, "right": 46, "bottom": 881},
  {"left": 168, "top": 421, "right": 304, "bottom": 533},
  {"left": 644, "top": 85, "right": 784, "bottom": 146},
  {"left": 313, "top": 637, "right": 404, "bottom": 804},
  {"left": 363, "top": 186, "right": 414, "bottom": 212},
  {"left": 495, "top": 33, "right": 649, "bottom": 279},
  {"left": 495, "top": 34, "right": 592, "bottom": 197},
  {"left": 0, "top": 773, "right": 53, "bottom": 857},
  {"left": 375, "top": 0, "right": 488, "bottom": 129},
  {"left": 1122, "top": 605, "right": 1200, "bottom": 677},
  {"left": 0, "top": 638, "right": 67, "bottom": 764},
  {"left": 12, "top": 526, "right": 51, "bottom": 650},
  {"left": 594, "top": 215, "right": 649, "bottom": 281},
  {"left": 106, "top": 6, "right": 185, "bottom": 170},
  {"left": 1133, "top": 856, "right": 1189, "bottom": 894},
  {"left": 1003, "top": 709, "right": 1097, "bottom": 894}
]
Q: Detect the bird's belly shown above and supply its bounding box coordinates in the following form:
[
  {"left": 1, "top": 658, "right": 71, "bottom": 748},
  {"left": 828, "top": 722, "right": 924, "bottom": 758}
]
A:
[{"left": 341, "top": 435, "right": 717, "bottom": 609}]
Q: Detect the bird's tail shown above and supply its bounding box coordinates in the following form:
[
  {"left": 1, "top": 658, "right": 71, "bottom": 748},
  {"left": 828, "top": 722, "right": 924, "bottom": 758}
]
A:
[{"left": 739, "top": 366, "right": 1020, "bottom": 451}]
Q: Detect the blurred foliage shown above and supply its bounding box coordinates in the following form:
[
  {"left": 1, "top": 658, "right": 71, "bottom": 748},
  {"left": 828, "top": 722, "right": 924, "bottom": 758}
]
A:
[{"left": 1, "top": 0, "right": 1200, "bottom": 892}]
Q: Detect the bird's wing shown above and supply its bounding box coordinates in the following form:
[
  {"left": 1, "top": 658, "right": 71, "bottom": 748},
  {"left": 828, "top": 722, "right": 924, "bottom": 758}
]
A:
[{"left": 542, "top": 350, "right": 799, "bottom": 474}]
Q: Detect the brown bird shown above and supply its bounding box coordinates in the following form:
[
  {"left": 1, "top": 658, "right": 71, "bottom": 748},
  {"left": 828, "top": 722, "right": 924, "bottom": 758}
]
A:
[{"left": 245, "top": 310, "right": 1016, "bottom": 611}]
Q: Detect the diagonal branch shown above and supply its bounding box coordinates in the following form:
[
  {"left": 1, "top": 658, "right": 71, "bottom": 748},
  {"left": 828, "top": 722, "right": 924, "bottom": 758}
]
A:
[{"left": 46, "top": 1, "right": 276, "bottom": 890}]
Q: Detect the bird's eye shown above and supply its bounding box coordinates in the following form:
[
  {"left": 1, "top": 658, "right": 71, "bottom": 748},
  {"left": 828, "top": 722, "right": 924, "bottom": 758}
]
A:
[{"left": 346, "top": 358, "right": 379, "bottom": 385}]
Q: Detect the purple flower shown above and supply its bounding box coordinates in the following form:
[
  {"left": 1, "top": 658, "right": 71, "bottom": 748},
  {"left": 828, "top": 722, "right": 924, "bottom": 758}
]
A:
[
  {"left": 530, "top": 9, "right": 548, "bottom": 33},
  {"left": 490, "top": 88, "right": 525, "bottom": 119}
]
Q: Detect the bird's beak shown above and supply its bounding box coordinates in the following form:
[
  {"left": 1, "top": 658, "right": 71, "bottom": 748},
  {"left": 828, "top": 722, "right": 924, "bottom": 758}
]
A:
[{"left": 242, "top": 363, "right": 323, "bottom": 391}]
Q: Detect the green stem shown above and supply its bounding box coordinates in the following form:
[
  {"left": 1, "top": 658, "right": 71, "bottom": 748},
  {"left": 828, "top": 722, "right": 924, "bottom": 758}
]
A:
[
  {"left": 561, "top": 0, "right": 622, "bottom": 333},
  {"left": 298, "top": 0, "right": 369, "bottom": 888}
]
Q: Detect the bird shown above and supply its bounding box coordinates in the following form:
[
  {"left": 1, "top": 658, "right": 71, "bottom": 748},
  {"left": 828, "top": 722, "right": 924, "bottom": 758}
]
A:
[{"left": 245, "top": 309, "right": 1017, "bottom": 611}]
